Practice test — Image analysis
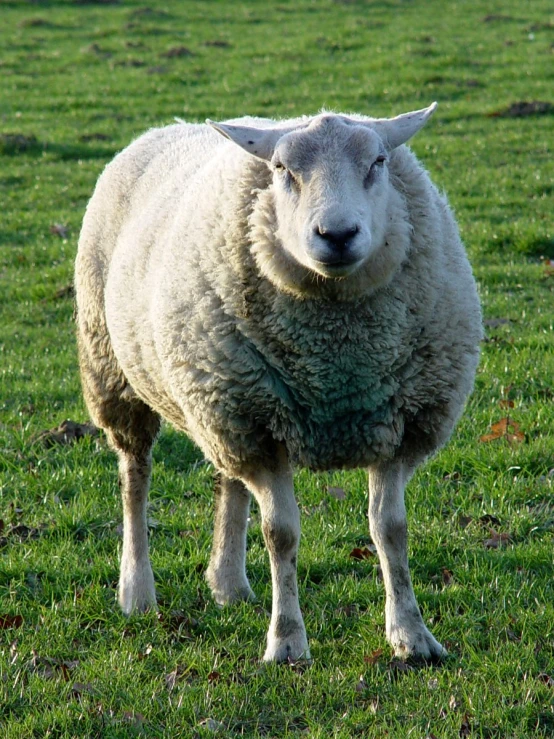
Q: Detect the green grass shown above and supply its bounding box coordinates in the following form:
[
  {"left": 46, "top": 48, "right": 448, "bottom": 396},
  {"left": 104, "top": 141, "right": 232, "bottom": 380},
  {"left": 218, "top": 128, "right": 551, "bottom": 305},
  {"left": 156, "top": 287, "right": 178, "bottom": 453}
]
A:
[{"left": 1, "top": 0, "right": 554, "bottom": 736}]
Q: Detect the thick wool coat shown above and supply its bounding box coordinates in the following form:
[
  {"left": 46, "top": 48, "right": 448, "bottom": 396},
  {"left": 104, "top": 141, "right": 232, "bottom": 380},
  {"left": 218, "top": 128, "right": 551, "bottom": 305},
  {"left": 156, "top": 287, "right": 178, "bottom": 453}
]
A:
[{"left": 75, "top": 119, "right": 482, "bottom": 477}]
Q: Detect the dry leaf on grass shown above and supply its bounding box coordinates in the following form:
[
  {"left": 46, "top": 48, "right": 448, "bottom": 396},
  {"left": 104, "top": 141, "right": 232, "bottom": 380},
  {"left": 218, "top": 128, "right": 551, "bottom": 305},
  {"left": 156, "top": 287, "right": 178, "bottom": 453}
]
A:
[
  {"left": 442, "top": 568, "right": 454, "bottom": 586},
  {"left": 479, "top": 417, "right": 525, "bottom": 444},
  {"left": 50, "top": 223, "right": 69, "bottom": 238},
  {"left": 363, "top": 648, "right": 383, "bottom": 666},
  {"left": 483, "top": 530, "right": 512, "bottom": 549},
  {"left": 349, "top": 547, "right": 375, "bottom": 560},
  {"left": 0, "top": 614, "right": 23, "bottom": 629}
]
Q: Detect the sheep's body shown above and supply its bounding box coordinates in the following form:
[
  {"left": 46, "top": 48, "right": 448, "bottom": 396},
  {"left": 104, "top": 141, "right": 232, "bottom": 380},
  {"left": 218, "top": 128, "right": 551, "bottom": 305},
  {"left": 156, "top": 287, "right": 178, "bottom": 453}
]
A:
[{"left": 76, "top": 107, "right": 482, "bottom": 662}]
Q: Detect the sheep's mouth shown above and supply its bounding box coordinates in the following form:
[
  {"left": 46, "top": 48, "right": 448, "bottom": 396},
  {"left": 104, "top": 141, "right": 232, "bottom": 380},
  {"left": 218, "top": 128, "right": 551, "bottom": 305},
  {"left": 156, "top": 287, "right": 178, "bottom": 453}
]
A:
[{"left": 310, "top": 256, "right": 362, "bottom": 278}]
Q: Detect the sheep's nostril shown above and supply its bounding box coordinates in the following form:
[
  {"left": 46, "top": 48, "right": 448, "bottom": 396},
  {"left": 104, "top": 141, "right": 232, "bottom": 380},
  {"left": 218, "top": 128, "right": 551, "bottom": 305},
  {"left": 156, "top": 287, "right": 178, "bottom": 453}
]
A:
[{"left": 316, "top": 225, "right": 360, "bottom": 249}]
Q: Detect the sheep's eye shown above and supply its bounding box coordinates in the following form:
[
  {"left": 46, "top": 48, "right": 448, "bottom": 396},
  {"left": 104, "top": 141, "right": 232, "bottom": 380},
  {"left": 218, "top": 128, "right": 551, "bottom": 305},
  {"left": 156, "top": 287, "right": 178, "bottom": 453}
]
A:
[
  {"left": 275, "top": 164, "right": 299, "bottom": 191},
  {"left": 363, "top": 155, "right": 387, "bottom": 188}
]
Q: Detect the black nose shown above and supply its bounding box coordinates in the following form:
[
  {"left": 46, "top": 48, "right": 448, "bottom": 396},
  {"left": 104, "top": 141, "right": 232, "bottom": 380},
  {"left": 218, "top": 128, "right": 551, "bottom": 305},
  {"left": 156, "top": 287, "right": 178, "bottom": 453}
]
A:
[{"left": 316, "top": 225, "right": 360, "bottom": 250}]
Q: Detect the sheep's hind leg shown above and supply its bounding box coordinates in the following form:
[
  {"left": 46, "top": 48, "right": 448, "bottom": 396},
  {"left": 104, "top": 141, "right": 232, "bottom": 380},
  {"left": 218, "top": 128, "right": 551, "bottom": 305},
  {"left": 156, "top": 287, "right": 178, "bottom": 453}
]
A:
[
  {"left": 240, "top": 445, "right": 309, "bottom": 663},
  {"left": 116, "top": 437, "right": 158, "bottom": 615},
  {"left": 368, "top": 460, "right": 445, "bottom": 661},
  {"left": 206, "top": 475, "right": 255, "bottom": 604}
]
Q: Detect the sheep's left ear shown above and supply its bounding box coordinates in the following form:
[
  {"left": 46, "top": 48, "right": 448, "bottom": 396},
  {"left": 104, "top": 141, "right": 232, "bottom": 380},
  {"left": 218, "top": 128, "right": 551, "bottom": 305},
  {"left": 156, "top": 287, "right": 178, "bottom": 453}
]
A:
[
  {"left": 369, "top": 102, "right": 437, "bottom": 150},
  {"left": 207, "top": 120, "right": 287, "bottom": 161}
]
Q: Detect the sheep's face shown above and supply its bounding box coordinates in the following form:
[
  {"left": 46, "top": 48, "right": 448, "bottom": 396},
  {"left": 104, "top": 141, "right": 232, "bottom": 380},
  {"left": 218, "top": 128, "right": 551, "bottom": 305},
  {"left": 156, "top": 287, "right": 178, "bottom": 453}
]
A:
[
  {"left": 208, "top": 104, "right": 436, "bottom": 281},
  {"left": 270, "top": 117, "right": 389, "bottom": 278}
]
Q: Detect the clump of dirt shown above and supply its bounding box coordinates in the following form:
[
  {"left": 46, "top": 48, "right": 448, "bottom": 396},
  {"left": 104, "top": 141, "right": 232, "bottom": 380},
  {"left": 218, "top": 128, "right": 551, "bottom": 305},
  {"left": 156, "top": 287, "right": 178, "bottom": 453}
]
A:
[
  {"left": 489, "top": 101, "right": 554, "bottom": 118},
  {"left": 0, "top": 133, "right": 39, "bottom": 155},
  {"left": 161, "top": 46, "right": 193, "bottom": 58},
  {"left": 35, "top": 420, "right": 99, "bottom": 448}
]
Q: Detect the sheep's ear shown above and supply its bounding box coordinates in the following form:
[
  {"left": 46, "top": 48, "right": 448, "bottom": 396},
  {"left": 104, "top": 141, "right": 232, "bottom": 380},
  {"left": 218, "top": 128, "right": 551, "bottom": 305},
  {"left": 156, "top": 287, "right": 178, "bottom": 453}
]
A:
[
  {"left": 207, "top": 120, "right": 285, "bottom": 161},
  {"left": 369, "top": 102, "right": 437, "bottom": 150}
]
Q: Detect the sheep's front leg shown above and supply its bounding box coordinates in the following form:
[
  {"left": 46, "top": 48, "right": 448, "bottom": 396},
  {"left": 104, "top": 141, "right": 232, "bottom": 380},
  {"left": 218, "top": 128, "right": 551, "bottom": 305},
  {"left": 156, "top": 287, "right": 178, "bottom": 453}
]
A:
[
  {"left": 368, "top": 460, "right": 445, "bottom": 661},
  {"left": 241, "top": 447, "right": 309, "bottom": 663},
  {"left": 206, "top": 476, "right": 255, "bottom": 604},
  {"left": 118, "top": 450, "right": 157, "bottom": 614}
]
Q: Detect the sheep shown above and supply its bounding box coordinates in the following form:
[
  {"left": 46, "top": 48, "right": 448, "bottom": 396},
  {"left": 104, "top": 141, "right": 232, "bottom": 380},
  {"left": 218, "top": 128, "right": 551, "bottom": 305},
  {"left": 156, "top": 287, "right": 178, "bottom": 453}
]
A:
[{"left": 75, "top": 102, "right": 482, "bottom": 663}]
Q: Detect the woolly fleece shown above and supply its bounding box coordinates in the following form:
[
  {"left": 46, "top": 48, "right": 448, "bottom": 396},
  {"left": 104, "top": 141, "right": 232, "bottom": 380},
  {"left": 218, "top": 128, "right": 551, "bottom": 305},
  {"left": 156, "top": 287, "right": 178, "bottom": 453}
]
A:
[{"left": 75, "top": 116, "right": 482, "bottom": 478}]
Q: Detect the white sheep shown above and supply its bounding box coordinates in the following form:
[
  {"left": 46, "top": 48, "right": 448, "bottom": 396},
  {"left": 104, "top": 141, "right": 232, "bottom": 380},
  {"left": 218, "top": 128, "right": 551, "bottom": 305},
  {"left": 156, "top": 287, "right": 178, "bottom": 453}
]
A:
[{"left": 75, "top": 103, "right": 482, "bottom": 662}]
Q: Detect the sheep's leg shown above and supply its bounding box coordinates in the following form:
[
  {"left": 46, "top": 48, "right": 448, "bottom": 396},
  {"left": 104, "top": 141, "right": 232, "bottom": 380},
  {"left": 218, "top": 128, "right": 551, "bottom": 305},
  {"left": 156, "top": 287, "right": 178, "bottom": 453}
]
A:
[
  {"left": 368, "top": 460, "right": 445, "bottom": 660},
  {"left": 116, "top": 447, "right": 157, "bottom": 614},
  {"left": 240, "top": 446, "right": 309, "bottom": 663},
  {"left": 206, "top": 476, "right": 255, "bottom": 604}
]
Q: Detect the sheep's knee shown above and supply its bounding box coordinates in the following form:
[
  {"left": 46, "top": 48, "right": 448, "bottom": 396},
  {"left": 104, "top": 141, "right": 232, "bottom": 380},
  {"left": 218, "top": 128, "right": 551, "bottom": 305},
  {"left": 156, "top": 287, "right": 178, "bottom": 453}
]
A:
[{"left": 262, "top": 520, "right": 299, "bottom": 558}]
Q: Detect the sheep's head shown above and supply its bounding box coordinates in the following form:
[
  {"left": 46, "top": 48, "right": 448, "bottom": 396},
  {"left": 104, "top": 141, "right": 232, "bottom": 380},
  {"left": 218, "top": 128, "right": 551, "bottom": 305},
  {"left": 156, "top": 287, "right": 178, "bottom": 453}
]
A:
[{"left": 208, "top": 104, "right": 436, "bottom": 288}]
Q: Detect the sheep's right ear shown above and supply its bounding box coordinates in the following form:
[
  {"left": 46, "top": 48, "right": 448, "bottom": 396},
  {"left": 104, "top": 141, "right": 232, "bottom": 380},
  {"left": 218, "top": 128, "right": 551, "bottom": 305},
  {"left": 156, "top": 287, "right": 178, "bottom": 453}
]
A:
[
  {"left": 369, "top": 102, "right": 438, "bottom": 150},
  {"left": 207, "top": 120, "right": 285, "bottom": 161}
]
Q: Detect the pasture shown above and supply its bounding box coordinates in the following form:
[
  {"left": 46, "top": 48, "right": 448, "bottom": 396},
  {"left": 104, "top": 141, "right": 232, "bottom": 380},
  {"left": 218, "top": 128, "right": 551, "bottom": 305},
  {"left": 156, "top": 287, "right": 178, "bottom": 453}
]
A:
[{"left": 1, "top": 0, "right": 553, "bottom": 736}]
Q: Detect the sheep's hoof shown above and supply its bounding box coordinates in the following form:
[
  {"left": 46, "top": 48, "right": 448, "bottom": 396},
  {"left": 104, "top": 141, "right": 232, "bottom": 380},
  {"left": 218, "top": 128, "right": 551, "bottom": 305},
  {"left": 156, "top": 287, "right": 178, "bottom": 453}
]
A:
[
  {"left": 118, "top": 563, "right": 157, "bottom": 615},
  {"left": 206, "top": 569, "right": 255, "bottom": 605},
  {"left": 389, "top": 623, "right": 446, "bottom": 662},
  {"left": 263, "top": 621, "right": 310, "bottom": 663},
  {"left": 211, "top": 585, "right": 256, "bottom": 606}
]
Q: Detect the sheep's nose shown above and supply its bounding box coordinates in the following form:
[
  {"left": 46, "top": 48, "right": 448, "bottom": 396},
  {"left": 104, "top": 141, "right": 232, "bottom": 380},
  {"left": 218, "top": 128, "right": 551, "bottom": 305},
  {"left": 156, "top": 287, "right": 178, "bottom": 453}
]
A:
[{"left": 315, "top": 224, "right": 360, "bottom": 250}]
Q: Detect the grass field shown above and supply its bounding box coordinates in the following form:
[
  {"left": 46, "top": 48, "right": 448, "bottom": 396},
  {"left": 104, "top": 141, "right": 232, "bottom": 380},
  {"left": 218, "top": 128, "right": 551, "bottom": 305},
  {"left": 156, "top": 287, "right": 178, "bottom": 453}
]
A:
[{"left": 1, "top": 0, "right": 554, "bottom": 736}]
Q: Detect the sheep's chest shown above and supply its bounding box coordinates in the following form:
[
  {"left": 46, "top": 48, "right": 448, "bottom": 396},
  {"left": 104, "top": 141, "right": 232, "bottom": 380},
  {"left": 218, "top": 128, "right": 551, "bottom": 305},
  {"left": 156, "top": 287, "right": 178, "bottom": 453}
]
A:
[{"left": 235, "top": 292, "right": 415, "bottom": 470}]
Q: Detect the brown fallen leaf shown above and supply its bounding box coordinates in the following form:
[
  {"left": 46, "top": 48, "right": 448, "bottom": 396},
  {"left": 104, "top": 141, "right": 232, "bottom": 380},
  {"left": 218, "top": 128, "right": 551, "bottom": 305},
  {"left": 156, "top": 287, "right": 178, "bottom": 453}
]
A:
[
  {"left": 50, "top": 223, "right": 69, "bottom": 239},
  {"left": 479, "top": 417, "right": 525, "bottom": 444},
  {"left": 207, "top": 670, "right": 221, "bottom": 683},
  {"left": 364, "top": 648, "right": 383, "bottom": 666},
  {"left": 349, "top": 547, "right": 374, "bottom": 560},
  {"left": 0, "top": 615, "right": 23, "bottom": 629},
  {"left": 537, "top": 673, "right": 554, "bottom": 687},
  {"left": 442, "top": 568, "right": 454, "bottom": 586},
  {"left": 499, "top": 399, "right": 515, "bottom": 409},
  {"left": 328, "top": 485, "right": 346, "bottom": 500},
  {"left": 483, "top": 530, "right": 512, "bottom": 549}
]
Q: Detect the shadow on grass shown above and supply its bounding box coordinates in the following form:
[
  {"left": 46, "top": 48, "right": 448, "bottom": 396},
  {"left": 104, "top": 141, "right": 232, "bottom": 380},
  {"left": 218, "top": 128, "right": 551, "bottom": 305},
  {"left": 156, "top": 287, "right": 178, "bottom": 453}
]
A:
[{"left": 0, "top": 133, "right": 117, "bottom": 160}]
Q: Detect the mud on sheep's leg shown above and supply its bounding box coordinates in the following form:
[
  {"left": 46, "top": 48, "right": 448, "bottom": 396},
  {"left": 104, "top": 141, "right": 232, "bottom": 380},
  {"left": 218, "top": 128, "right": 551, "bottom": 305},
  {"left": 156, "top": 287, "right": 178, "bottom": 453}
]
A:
[
  {"left": 368, "top": 459, "right": 445, "bottom": 661},
  {"left": 241, "top": 446, "right": 309, "bottom": 663},
  {"left": 206, "top": 475, "right": 255, "bottom": 604},
  {"left": 117, "top": 449, "right": 157, "bottom": 615}
]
